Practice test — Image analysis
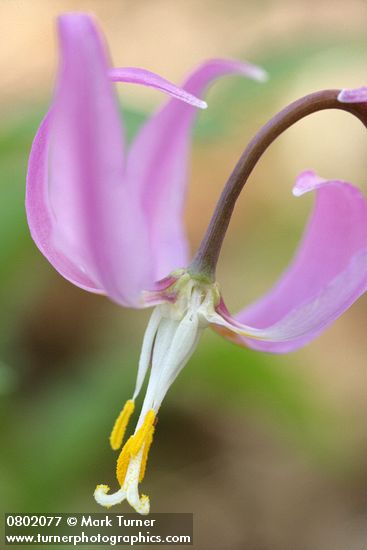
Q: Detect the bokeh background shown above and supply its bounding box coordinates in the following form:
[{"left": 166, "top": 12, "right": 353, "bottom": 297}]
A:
[{"left": 1, "top": 1, "right": 367, "bottom": 548}]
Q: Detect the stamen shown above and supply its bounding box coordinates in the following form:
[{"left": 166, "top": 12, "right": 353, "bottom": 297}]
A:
[
  {"left": 133, "top": 307, "right": 162, "bottom": 400},
  {"left": 116, "top": 409, "right": 156, "bottom": 486},
  {"left": 116, "top": 437, "right": 134, "bottom": 486},
  {"left": 139, "top": 424, "right": 155, "bottom": 482},
  {"left": 130, "top": 410, "right": 155, "bottom": 454},
  {"left": 109, "top": 399, "right": 135, "bottom": 451}
]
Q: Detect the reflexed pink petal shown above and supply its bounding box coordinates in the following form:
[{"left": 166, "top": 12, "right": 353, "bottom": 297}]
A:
[
  {"left": 27, "top": 13, "right": 157, "bottom": 307},
  {"left": 212, "top": 171, "right": 367, "bottom": 353},
  {"left": 109, "top": 67, "right": 207, "bottom": 109},
  {"left": 338, "top": 87, "right": 367, "bottom": 103},
  {"left": 126, "top": 59, "right": 267, "bottom": 281}
]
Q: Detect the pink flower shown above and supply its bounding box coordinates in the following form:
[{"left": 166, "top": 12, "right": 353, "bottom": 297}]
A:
[{"left": 26, "top": 13, "right": 367, "bottom": 514}]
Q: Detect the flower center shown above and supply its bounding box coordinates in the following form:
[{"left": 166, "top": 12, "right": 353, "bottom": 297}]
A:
[{"left": 94, "top": 272, "right": 220, "bottom": 513}]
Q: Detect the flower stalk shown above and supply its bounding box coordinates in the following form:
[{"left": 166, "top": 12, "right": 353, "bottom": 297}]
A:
[{"left": 190, "top": 90, "right": 367, "bottom": 279}]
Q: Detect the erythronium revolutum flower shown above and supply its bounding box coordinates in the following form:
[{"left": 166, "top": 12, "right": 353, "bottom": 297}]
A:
[{"left": 26, "top": 13, "right": 367, "bottom": 514}]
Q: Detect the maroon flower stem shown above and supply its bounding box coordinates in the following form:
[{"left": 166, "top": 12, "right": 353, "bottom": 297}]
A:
[{"left": 190, "top": 89, "right": 367, "bottom": 280}]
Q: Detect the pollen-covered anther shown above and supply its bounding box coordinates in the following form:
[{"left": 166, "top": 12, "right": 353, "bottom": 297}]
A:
[
  {"left": 109, "top": 399, "right": 135, "bottom": 450},
  {"left": 116, "top": 409, "right": 156, "bottom": 486}
]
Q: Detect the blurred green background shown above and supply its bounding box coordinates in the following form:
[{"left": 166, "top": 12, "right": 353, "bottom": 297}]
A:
[{"left": 1, "top": 1, "right": 367, "bottom": 549}]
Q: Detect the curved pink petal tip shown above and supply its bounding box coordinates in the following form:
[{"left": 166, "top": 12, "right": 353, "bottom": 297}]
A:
[
  {"left": 109, "top": 67, "right": 207, "bottom": 109},
  {"left": 338, "top": 87, "right": 367, "bottom": 103},
  {"left": 126, "top": 58, "right": 267, "bottom": 281},
  {"left": 292, "top": 169, "right": 327, "bottom": 196}
]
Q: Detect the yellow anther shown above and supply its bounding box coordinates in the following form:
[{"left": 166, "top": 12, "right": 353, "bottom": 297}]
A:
[
  {"left": 110, "top": 399, "right": 135, "bottom": 451},
  {"left": 115, "top": 409, "right": 156, "bottom": 486},
  {"left": 139, "top": 424, "right": 155, "bottom": 482},
  {"left": 130, "top": 410, "right": 156, "bottom": 455},
  {"left": 116, "top": 436, "right": 134, "bottom": 485}
]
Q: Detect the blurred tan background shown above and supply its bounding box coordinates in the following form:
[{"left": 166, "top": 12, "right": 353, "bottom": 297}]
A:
[{"left": 1, "top": 1, "right": 367, "bottom": 549}]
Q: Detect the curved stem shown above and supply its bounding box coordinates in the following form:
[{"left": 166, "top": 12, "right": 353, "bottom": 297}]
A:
[{"left": 189, "top": 89, "right": 367, "bottom": 279}]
